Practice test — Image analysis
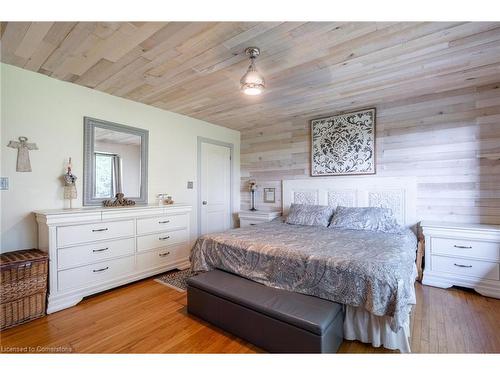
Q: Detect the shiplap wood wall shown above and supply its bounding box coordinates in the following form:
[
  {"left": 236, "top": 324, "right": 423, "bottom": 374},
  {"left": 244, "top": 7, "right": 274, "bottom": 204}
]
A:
[{"left": 241, "top": 83, "right": 500, "bottom": 224}]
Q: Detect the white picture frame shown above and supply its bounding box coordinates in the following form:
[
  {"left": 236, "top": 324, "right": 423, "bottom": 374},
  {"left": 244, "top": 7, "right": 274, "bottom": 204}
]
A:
[{"left": 263, "top": 188, "right": 276, "bottom": 203}]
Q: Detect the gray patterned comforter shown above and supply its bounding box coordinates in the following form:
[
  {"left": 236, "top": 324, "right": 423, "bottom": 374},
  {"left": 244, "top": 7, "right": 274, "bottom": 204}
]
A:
[{"left": 190, "top": 221, "right": 418, "bottom": 331}]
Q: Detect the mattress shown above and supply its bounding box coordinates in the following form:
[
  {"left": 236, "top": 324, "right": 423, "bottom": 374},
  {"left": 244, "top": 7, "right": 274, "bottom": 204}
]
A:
[{"left": 190, "top": 221, "right": 418, "bottom": 332}]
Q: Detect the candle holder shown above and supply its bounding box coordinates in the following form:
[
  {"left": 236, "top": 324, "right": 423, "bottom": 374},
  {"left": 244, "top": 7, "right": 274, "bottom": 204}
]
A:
[{"left": 249, "top": 180, "right": 258, "bottom": 211}]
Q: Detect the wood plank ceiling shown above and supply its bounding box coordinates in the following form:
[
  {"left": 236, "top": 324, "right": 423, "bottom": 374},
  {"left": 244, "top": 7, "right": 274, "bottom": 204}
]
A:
[{"left": 1, "top": 22, "right": 500, "bottom": 131}]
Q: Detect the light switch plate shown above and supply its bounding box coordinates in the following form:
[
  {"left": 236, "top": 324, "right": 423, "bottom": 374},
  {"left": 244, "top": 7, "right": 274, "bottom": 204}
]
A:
[
  {"left": 0, "top": 177, "right": 9, "bottom": 190},
  {"left": 187, "top": 181, "right": 194, "bottom": 189}
]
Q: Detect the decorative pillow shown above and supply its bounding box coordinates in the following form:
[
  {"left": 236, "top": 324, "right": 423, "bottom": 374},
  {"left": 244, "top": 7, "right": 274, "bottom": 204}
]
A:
[
  {"left": 329, "top": 206, "right": 402, "bottom": 233},
  {"left": 285, "top": 203, "right": 334, "bottom": 227}
]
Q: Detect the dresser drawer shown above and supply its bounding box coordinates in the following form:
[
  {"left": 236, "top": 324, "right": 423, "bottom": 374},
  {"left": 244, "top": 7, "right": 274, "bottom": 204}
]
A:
[
  {"left": 57, "top": 256, "right": 135, "bottom": 291},
  {"left": 57, "top": 238, "right": 135, "bottom": 270},
  {"left": 431, "top": 237, "right": 500, "bottom": 261},
  {"left": 137, "top": 229, "right": 189, "bottom": 252},
  {"left": 431, "top": 255, "right": 499, "bottom": 280},
  {"left": 57, "top": 220, "right": 134, "bottom": 247},
  {"left": 136, "top": 243, "right": 190, "bottom": 271},
  {"left": 136, "top": 214, "right": 188, "bottom": 235}
]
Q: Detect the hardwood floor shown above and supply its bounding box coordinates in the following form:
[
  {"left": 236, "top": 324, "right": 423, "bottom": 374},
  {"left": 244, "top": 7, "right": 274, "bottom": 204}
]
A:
[{"left": 1, "top": 278, "right": 499, "bottom": 353}]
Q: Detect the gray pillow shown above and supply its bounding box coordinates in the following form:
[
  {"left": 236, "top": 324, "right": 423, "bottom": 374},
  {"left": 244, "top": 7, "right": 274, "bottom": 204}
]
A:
[
  {"left": 286, "top": 203, "right": 334, "bottom": 227},
  {"left": 329, "top": 206, "right": 402, "bottom": 233}
]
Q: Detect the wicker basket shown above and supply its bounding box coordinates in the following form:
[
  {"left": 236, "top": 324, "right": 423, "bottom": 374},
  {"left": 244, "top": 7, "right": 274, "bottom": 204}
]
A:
[{"left": 0, "top": 249, "right": 48, "bottom": 330}]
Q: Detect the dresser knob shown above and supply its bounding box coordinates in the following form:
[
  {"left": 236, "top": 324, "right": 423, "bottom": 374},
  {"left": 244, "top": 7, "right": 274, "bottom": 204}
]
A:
[
  {"left": 159, "top": 236, "right": 170, "bottom": 241},
  {"left": 159, "top": 252, "right": 171, "bottom": 257},
  {"left": 92, "top": 247, "right": 109, "bottom": 253},
  {"left": 159, "top": 220, "right": 170, "bottom": 224},
  {"left": 92, "top": 228, "right": 109, "bottom": 232},
  {"left": 93, "top": 266, "right": 109, "bottom": 273},
  {"left": 454, "top": 245, "right": 472, "bottom": 249},
  {"left": 454, "top": 263, "right": 472, "bottom": 268}
]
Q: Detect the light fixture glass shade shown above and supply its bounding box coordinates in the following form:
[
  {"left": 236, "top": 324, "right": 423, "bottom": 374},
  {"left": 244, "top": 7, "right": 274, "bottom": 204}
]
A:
[{"left": 240, "top": 48, "right": 265, "bottom": 95}]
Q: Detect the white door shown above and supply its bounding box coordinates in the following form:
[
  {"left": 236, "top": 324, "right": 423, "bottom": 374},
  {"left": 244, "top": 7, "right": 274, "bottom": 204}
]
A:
[{"left": 200, "top": 142, "right": 231, "bottom": 235}]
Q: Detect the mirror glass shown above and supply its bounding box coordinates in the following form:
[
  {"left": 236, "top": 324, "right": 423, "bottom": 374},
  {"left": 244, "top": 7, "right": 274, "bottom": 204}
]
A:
[
  {"left": 94, "top": 128, "right": 142, "bottom": 198},
  {"left": 84, "top": 118, "right": 148, "bottom": 206}
]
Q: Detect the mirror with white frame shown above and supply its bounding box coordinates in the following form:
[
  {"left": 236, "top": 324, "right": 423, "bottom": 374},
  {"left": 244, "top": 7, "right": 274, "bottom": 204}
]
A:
[{"left": 83, "top": 117, "right": 148, "bottom": 206}]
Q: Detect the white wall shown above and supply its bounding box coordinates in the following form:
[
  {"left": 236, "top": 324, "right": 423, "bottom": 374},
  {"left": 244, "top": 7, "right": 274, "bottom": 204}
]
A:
[{"left": 0, "top": 63, "right": 240, "bottom": 252}]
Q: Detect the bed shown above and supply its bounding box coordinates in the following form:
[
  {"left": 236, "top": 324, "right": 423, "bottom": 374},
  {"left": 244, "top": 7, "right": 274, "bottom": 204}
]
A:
[{"left": 191, "top": 177, "right": 419, "bottom": 352}]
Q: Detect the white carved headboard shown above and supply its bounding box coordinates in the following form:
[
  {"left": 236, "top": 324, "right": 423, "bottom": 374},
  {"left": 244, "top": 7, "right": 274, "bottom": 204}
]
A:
[{"left": 282, "top": 177, "right": 418, "bottom": 228}]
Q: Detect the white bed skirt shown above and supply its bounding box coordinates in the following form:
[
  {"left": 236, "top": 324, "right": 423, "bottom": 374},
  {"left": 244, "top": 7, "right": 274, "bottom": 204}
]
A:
[{"left": 343, "top": 306, "right": 411, "bottom": 353}]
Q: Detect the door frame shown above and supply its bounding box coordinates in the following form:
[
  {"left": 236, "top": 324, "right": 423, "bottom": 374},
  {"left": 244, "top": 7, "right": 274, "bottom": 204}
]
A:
[{"left": 197, "top": 136, "right": 234, "bottom": 237}]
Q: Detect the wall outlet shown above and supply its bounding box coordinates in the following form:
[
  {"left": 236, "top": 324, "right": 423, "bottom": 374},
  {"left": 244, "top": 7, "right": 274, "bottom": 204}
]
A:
[
  {"left": 0, "top": 177, "right": 9, "bottom": 190},
  {"left": 187, "top": 181, "right": 194, "bottom": 189}
]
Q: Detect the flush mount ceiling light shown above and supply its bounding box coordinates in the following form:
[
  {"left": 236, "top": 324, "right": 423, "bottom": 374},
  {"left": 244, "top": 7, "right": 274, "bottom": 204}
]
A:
[{"left": 240, "top": 47, "right": 265, "bottom": 96}]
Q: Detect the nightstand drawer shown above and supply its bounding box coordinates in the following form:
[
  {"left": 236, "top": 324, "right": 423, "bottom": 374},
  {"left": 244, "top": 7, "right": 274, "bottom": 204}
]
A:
[
  {"left": 238, "top": 211, "right": 281, "bottom": 228},
  {"left": 240, "top": 219, "right": 264, "bottom": 228},
  {"left": 431, "top": 255, "right": 499, "bottom": 280},
  {"left": 431, "top": 237, "right": 499, "bottom": 261}
]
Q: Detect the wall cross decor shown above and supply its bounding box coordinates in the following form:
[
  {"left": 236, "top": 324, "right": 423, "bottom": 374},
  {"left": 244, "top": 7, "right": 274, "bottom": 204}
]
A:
[{"left": 7, "top": 136, "right": 38, "bottom": 172}]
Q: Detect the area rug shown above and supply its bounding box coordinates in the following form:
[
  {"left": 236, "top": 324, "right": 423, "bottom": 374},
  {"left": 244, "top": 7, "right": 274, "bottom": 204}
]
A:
[{"left": 154, "top": 269, "right": 197, "bottom": 292}]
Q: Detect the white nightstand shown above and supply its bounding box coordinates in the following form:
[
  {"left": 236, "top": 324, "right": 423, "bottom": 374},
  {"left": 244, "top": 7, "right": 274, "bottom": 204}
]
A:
[
  {"left": 238, "top": 210, "right": 282, "bottom": 228},
  {"left": 421, "top": 221, "right": 500, "bottom": 298}
]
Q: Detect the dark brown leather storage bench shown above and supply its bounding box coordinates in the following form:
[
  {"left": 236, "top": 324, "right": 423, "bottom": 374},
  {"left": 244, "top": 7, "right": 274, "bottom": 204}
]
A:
[{"left": 187, "top": 270, "right": 344, "bottom": 353}]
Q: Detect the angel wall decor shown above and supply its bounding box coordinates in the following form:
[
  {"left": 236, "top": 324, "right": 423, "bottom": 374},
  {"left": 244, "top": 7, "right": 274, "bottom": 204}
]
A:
[{"left": 7, "top": 136, "right": 38, "bottom": 172}]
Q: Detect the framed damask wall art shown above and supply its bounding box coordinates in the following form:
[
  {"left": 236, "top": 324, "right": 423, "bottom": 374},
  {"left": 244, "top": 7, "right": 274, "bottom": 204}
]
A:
[{"left": 310, "top": 108, "right": 376, "bottom": 176}]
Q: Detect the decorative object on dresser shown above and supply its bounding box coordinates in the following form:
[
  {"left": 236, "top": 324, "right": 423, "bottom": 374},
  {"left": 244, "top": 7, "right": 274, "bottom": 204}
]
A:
[
  {"left": 102, "top": 192, "right": 136, "bottom": 207},
  {"left": 62, "top": 157, "right": 77, "bottom": 208},
  {"left": 239, "top": 210, "right": 281, "bottom": 228},
  {"left": 157, "top": 193, "right": 174, "bottom": 206},
  {"left": 248, "top": 179, "right": 258, "bottom": 211},
  {"left": 1, "top": 249, "right": 48, "bottom": 330},
  {"left": 35, "top": 204, "right": 192, "bottom": 313},
  {"left": 311, "top": 108, "right": 376, "bottom": 177},
  {"left": 263, "top": 188, "right": 276, "bottom": 204},
  {"left": 421, "top": 221, "right": 500, "bottom": 298},
  {"left": 7, "top": 136, "right": 38, "bottom": 172}
]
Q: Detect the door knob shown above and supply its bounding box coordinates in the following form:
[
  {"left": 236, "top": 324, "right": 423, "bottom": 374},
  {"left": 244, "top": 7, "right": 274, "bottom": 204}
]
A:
[{"left": 202, "top": 201, "right": 207, "bottom": 205}]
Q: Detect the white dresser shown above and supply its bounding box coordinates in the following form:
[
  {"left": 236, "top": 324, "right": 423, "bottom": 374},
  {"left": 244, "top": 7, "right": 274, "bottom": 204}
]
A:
[
  {"left": 35, "top": 204, "right": 192, "bottom": 313},
  {"left": 421, "top": 221, "right": 500, "bottom": 298},
  {"left": 238, "top": 210, "right": 282, "bottom": 228}
]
